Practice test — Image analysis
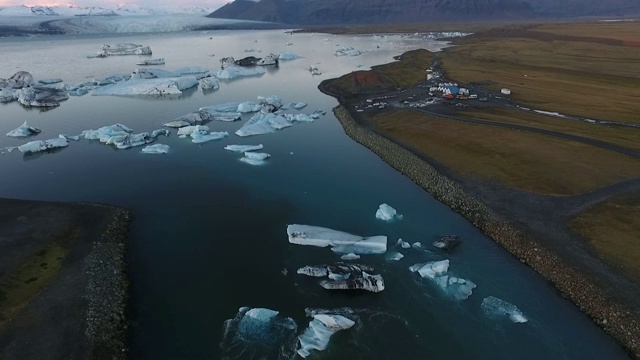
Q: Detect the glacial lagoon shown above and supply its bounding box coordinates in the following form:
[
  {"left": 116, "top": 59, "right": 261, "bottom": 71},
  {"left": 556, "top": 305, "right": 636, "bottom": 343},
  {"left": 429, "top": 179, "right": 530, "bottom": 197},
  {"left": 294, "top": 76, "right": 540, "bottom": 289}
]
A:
[{"left": 0, "top": 30, "right": 630, "bottom": 359}]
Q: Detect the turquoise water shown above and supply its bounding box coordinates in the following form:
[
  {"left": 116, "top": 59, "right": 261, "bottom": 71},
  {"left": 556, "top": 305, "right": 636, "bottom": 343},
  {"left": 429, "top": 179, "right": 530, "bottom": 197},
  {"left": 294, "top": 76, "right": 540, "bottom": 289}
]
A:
[{"left": 0, "top": 30, "right": 629, "bottom": 359}]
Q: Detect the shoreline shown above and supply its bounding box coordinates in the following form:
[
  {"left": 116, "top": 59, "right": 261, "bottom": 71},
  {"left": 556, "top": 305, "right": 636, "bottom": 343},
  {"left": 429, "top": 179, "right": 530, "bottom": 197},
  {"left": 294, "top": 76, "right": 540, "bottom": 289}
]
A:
[{"left": 326, "top": 101, "right": 639, "bottom": 358}]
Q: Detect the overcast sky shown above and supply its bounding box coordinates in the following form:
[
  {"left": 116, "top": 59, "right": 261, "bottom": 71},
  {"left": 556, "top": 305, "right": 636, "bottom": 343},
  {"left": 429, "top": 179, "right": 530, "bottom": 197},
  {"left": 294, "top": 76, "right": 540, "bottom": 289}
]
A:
[{"left": 0, "top": 0, "right": 229, "bottom": 9}]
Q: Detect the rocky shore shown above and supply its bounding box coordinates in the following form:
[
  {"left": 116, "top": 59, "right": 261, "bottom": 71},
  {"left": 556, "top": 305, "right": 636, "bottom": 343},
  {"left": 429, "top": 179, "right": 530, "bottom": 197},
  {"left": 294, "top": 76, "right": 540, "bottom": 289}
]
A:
[{"left": 330, "top": 104, "right": 639, "bottom": 358}]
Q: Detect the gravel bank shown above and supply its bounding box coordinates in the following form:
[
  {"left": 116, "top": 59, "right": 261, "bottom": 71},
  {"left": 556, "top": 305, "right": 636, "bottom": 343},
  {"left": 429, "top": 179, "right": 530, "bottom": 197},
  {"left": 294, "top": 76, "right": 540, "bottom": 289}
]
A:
[{"left": 332, "top": 104, "right": 639, "bottom": 358}]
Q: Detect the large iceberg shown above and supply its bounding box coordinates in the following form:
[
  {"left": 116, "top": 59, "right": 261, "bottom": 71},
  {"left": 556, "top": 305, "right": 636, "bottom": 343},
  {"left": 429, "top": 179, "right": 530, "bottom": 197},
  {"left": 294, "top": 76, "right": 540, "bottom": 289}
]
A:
[
  {"left": 199, "top": 102, "right": 240, "bottom": 113},
  {"left": 82, "top": 123, "right": 132, "bottom": 142},
  {"left": 237, "top": 101, "right": 262, "bottom": 113},
  {"left": 375, "top": 203, "right": 403, "bottom": 221},
  {"left": 92, "top": 77, "right": 198, "bottom": 96},
  {"left": 287, "top": 224, "right": 387, "bottom": 254},
  {"left": 297, "top": 312, "right": 356, "bottom": 358},
  {"left": 297, "top": 263, "right": 384, "bottom": 293},
  {"left": 214, "top": 65, "right": 265, "bottom": 80},
  {"left": 6, "top": 121, "right": 41, "bottom": 137},
  {"left": 224, "top": 144, "right": 264, "bottom": 152},
  {"left": 191, "top": 130, "right": 228, "bottom": 144},
  {"left": 17, "top": 137, "right": 68, "bottom": 154},
  {"left": 481, "top": 296, "right": 528, "bottom": 323},
  {"left": 81, "top": 124, "right": 167, "bottom": 149},
  {"left": 235, "top": 112, "right": 292, "bottom": 137},
  {"left": 220, "top": 307, "right": 298, "bottom": 360},
  {"left": 240, "top": 151, "right": 270, "bottom": 165}
]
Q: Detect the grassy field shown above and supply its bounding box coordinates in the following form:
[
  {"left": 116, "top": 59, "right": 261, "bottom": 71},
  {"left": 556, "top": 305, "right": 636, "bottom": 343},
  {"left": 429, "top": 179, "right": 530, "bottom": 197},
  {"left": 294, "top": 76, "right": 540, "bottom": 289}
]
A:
[
  {"left": 441, "top": 23, "right": 640, "bottom": 122},
  {"left": 571, "top": 196, "right": 640, "bottom": 281},
  {"left": 461, "top": 107, "right": 640, "bottom": 151},
  {"left": 370, "top": 109, "right": 640, "bottom": 195},
  {"left": 534, "top": 22, "right": 640, "bottom": 42}
]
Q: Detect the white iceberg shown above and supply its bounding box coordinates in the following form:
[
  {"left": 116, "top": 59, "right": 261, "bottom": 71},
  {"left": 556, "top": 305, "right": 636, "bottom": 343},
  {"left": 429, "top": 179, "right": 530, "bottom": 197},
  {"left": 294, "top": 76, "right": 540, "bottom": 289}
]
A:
[
  {"left": 6, "top": 121, "right": 41, "bottom": 137},
  {"left": 100, "top": 43, "right": 152, "bottom": 56},
  {"left": 240, "top": 151, "right": 270, "bottom": 165},
  {"left": 235, "top": 112, "right": 292, "bottom": 137},
  {"left": 191, "top": 130, "right": 228, "bottom": 144},
  {"left": 92, "top": 77, "right": 198, "bottom": 96},
  {"left": 278, "top": 52, "right": 302, "bottom": 60},
  {"left": 387, "top": 252, "right": 404, "bottom": 261},
  {"left": 237, "top": 101, "right": 262, "bottom": 113},
  {"left": 224, "top": 144, "right": 264, "bottom": 152},
  {"left": 409, "top": 260, "right": 449, "bottom": 279},
  {"left": 162, "top": 111, "right": 212, "bottom": 128},
  {"left": 142, "top": 144, "right": 170, "bottom": 154},
  {"left": 176, "top": 125, "right": 208, "bottom": 136},
  {"left": 396, "top": 239, "right": 411, "bottom": 249},
  {"left": 257, "top": 53, "right": 278, "bottom": 66},
  {"left": 297, "top": 314, "right": 355, "bottom": 358},
  {"left": 340, "top": 253, "right": 360, "bottom": 261},
  {"left": 136, "top": 58, "right": 165, "bottom": 66},
  {"left": 82, "top": 124, "right": 132, "bottom": 142},
  {"left": 287, "top": 224, "right": 387, "bottom": 254},
  {"left": 375, "top": 203, "right": 402, "bottom": 221},
  {"left": 434, "top": 276, "right": 476, "bottom": 301},
  {"left": 258, "top": 95, "right": 284, "bottom": 109},
  {"left": 199, "top": 77, "right": 220, "bottom": 91},
  {"left": 18, "top": 137, "right": 68, "bottom": 154},
  {"left": 481, "top": 296, "right": 528, "bottom": 323},
  {"left": 214, "top": 65, "right": 265, "bottom": 80},
  {"left": 411, "top": 242, "right": 422, "bottom": 249},
  {"left": 199, "top": 102, "right": 240, "bottom": 113}
]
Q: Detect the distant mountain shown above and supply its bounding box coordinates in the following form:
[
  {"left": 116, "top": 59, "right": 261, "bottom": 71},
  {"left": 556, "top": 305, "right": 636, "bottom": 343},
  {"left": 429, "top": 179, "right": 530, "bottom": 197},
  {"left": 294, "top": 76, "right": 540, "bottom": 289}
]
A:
[
  {"left": 0, "top": 5, "right": 58, "bottom": 16},
  {"left": 208, "top": 0, "right": 640, "bottom": 24}
]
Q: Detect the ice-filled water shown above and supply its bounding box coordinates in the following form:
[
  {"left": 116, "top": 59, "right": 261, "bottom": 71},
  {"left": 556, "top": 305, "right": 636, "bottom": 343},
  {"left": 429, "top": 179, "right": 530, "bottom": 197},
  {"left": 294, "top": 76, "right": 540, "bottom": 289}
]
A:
[{"left": 0, "top": 30, "right": 629, "bottom": 359}]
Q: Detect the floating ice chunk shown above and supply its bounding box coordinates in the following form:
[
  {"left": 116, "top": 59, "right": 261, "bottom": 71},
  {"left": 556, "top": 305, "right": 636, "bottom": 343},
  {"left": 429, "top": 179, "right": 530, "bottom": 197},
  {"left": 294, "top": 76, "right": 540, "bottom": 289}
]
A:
[
  {"left": 433, "top": 235, "right": 462, "bottom": 252},
  {"left": 213, "top": 65, "right": 265, "bottom": 79},
  {"left": 163, "top": 111, "right": 212, "bottom": 128},
  {"left": 199, "top": 77, "right": 219, "bottom": 91},
  {"left": 257, "top": 53, "right": 278, "bottom": 66},
  {"left": 6, "top": 121, "right": 41, "bottom": 137},
  {"left": 131, "top": 68, "right": 178, "bottom": 79},
  {"left": 434, "top": 275, "right": 476, "bottom": 301},
  {"left": 17, "top": 137, "right": 68, "bottom": 154},
  {"left": 0, "top": 146, "right": 18, "bottom": 155},
  {"left": 396, "top": 239, "right": 411, "bottom": 249},
  {"left": 287, "top": 224, "right": 387, "bottom": 254},
  {"left": 59, "top": 134, "right": 80, "bottom": 141},
  {"left": 199, "top": 102, "right": 241, "bottom": 113},
  {"left": 16, "top": 86, "right": 69, "bottom": 107},
  {"left": 284, "top": 113, "right": 315, "bottom": 122},
  {"left": 240, "top": 151, "right": 270, "bottom": 165},
  {"left": 4, "top": 71, "right": 33, "bottom": 88},
  {"left": 110, "top": 133, "right": 155, "bottom": 149},
  {"left": 92, "top": 77, "right": 198, "bottom": 96},
  {"left": 411, "top": 242, "right": 422, "bottom": 249},
  {"left": 297, "top": 314, "right": 355, "bottom": 358},
  {"left": 204, "top": 111, "right": 241, "bottom": 122},
  {"left": 340, "top": 253, "right": 360, "bottom": 261},
  {"left": 409, "top": 260, "right": 449, "bottom": 279},
  {"left": 177, "top": 125, "right": 209, "bottom": 136},
  {"left": 235, "top": 112, "right": 292, "bottom": 137},
  {"left": 278, "top": 52, "right": 302, "bottom": 60},
  {"left": 38, "top": 78, "right": 63, "bottom": 85},
  {"left": 151, "top": 129, "right": 170, "bottom": 138},
  {"left": 142, "top": 144, "right": 169, "bottom": 154},
  {"left": 387, "top": 252, "right": 404, "bottom": 261},
  {"left": 281, "top": 102, "right": 307, "bottom": 110},
  {"left": 297, "top": 265, "right": 329, "bottom": 277},
  {"left": 191, "top": 131, "right": 229, "bottom": 144},
  {"left": 220, "top": 307, "right": 298, "bottom": 360},
  {"left": 136, "top": 58, "right": 165, "bottom": 66},
  {"left": 173, "top": 67, "right": 209, "bottom": 77},
  {"left": 320, "top": 272, "right": 384, "bottom": 292},
  {"left": 376, "top": 203, "right": 402, "bottom": 221},
  {"left": 0, "top": 87, "right": 18, "bottom": 103},
  {"left": 258, "top": 95, "right": 284, "bottom": 108},
  {"left": 100, "top": 43, "right": 152, "bottom": 56},
  {"left": 82, "top": 124, "right": 132, "bottom": 142},
  {"left": 298, "top": 263, "right": 383, "bottom": 292},
  {"left": 308, "top": 65, "right": 322, "bottom": 75},
  {"left": 219, "top": 57, "right": 235, "bottom": 69},
  {"left": 237, "top": 101, "right": 262, "bottom": 113},
  {"left": 224, "top": 144, "right": 264, "bottom": 152},
  {"left": 481, "top": 296, "right": 528, "bottom": 323}
]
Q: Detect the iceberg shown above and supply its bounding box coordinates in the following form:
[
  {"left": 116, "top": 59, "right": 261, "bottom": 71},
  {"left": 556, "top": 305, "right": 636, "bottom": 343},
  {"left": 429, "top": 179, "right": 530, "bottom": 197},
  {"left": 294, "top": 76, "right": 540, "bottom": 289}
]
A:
[
  {"left": 17, "top": 137, "right": 68, "bottom": 154},
  {"left": 214, "top": 65, "right": 265, "bottom": 80},
  {"left": 0, "top": 87, "right": 18, "bottom": 103},
  {"left": 224, "top": 144, "right": 264, "bottom": 152},
  {"left": 191, "top": 130, "right": 228, "bottom": 144},
  {"left": 2, "top": 71, "right": 33, "bottom": 89},
  {"left": 340, "top": 253, "right": 360, "bottom": 261},
  {"left": 297, "top": 263, "right": 384, "bottom": 293},
  {"left": 131, "top": 68, "right": 178, "bottom": 79},
  {"left": 59, "top": 134, "right": 80, "bottom": 141},
  {"left": 280, "top": 102, "right": 307, "bottom": 110},
  {"left": 220, "top": 307, "right": 298, "bottom": 360},
  {"left": 99, "top": 43, "right": 152, "bottom": 56},
  {"left": 38, "top": 78, "right": 63, "bottom": 85},
  {"left": 434, "top": 276, "right": 476, "bottom": 301},
  {"left": 433, "top": 235, "right": 462, "bottom": 252},
  {"left": 481, "top": 296, "right": 528, "bottom": 323},
  {"left": 287, "top": 224, "right": 387, "bottom": 254},
  {"left": 297, "top": 313, "right": 355, "bottom": 358},
  {"left": 199, "top": 102, "right": 240, "bottom": 113},
  {"left": 410, "top": 260, "right": 449, "bottom": 279},
  {"left": 375, "top": 203, "right": 402, "bottom": 221},
  {"left": 199, "top": 77, "right": 219, "bottom": 91},
  {"left": 162, "top": 111, "right": 212, "bottom": 128},
  {"left": 240, "top": 151, "right": 270, "bottom": 165},
  {"left": 258, "top": 95, "right": 284, "bottom": 109},
  {"left": 257, "top": 53, "right": 278, "bottom": 66},
  {"left": 109, "top": 132, "right": 155, "bottom": 149},
  {"left": 177, "top": 125, "right": 208, "bottom": 136},
  {"left": 278, "top": 52, "right": 301, "bottom": 60},
  {"left": 92, "top": 77, "right": 198, "bottom": 96},
  {"left": 235, "top": 112, "right": 292, "bottom": 137},
  {"left": 396, "top": 239, "right": 411, "bottom": 249},
  {"left": 82, "top": 124, "right": 132, "bottom": 142},
  {"left": 235, "top": 56, "right": 262, "bottom": 67},
  {"left": 411, "top": 242, "right": 422, "bottom": 249},
  {"left": 16, "top": 86, "right": 69, "bottom": 107},
  {"left": 6, "top": 121, "right": 41, "bottom": 137},
  {"left": 387, "top": 252, "right": 404, "bottom": 261},
  {"left": 237, "top": 101, "right": 262, "bottom": 113},
  {"left": 136, "top": 58, "right": 165, "bottom": 66},
  {"left": 142, "top": 144, "right": 170, "bottom": 154}
]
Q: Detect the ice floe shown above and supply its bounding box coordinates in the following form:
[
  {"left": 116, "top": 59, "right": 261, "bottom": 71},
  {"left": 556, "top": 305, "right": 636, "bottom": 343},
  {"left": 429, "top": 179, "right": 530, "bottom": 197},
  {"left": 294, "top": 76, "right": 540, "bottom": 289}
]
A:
[
  {"left": 213, "top": 65, "right": 265, "bottom": 80},
  {"left": 297, "top": 312, "right": 356, "bottom": 358},
  {"left": 220, "top": 307, "right": 298, "bottom": 360},
  {"left": 81, "top": 123, "right": 168, "bottom": 149},
  {"left": 396, "top": 239, "right": 411, "bottom": 249},
  {"left": 237, "top": 101, "right": 262, "bottom": 113},
  {"left": 17, "top": 137, "right": 68, "bottom": 154},
  {"left": 199, "top": 77, "right": 219, "bottom": 91},
  {"left": 340, "top": 253, "right": 360, "bottom": 261},
  {"left": 191, "top": 130, "right": 228, "bottom": 144},
  {"left": 141, "top": 144, "right": 170, "bottom": 154},
  {"left": 257, "top": 53, "right": 278, "bottom": 66},
  {"left": 6, "top": 121, "right": 41, "bottom": 137},
  {"left": 287, "top": 224, "right": 387, "bottom": 254},
  {"left": 433, "top": 235, "right": 462, "bottom": 252},
  {"left": 92, "top": 77, "right": 198, "bottom": 96},
  {"left": 136, "top": 58, "right": 165, "bottom": 66},
  {"left": 96, "top": 43, "right": 152, "bottom": 57},
  {"left": 410, "top": 260, "right": 449, "bottom": 279},
  {"left": 235, "top": 112, "right": 292, "bottom": 137},
  {"left": 375, "top": 203, "right": 402, "bottom": 221},
  {"left": 434, "top": 276, "right": 476, "bottom": 301},
  {"left": 297, "top": 263, "right": 384, "bottom": 293},
  {"left": 481, "top": 296, "right": 528, "bottom": 323},
  {"left": 162, "top": 111, "right": 212, "bottom": 128},
  {"left": 16, "top": 86, "right": 69, "bottom": 107},
  {"left": 224, "top": 144, "right": 264, "bottom": 152},
  {"left": 281, "top": 102, "right": 307, "bottom": 110},
  {"left": 240, "top": 151, "right": 270, "bottom": 165},
  {"left": 387, "top": 252, "right": 404, "bottom": 261}
]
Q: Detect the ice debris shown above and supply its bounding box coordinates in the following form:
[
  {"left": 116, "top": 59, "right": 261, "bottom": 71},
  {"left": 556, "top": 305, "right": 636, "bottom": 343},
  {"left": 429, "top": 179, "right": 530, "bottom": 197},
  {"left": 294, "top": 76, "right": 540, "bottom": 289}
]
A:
[
  {"left": 136, "top": 58, "right": 165, "bottom": 66},
  {"left": 257, "top": 53, "right": 278, "bottom": 66},
  {"left": 297, "top": 263, "right": 384, "bottom": 293},
  {"left": 309, "top": 66, "right": 321, "bottom": 76},
  {"left": 16, "top": 86, "right": 69, "bottom": 107},
  {"left": 375, "top": 203, "right": 402, "bottom": 221},
  {"left": 240, "top": 151, "right": 270, "bottom": 165},
  {"left": 199, "top": 77, "right": 220, "bottom": 91},
  {"left": 340, "top": 253, "right": 360, "bottom": 261},
  {"left": 410, "top": 260, "right": 449, "bottom": 279},
  {"left": 396, "top": 239, "right": 411, "bottom": 249},
  {"left": 17, "top": 137, "right": 68, "bottom": 154},
  {"left": 287, "top": 224, "right": 387, "bottom": 254},
  {"left": 6, "top": 121, "right": 41, "bottom": 137},
  {"left": 224, "top": 144, "right": 264, "bottom": 152},
  {"left": 142, "top": 144, "right": 170, "bottom": 154},
  {"left": 481, "top": 296, "right": 528, "bottom": 323}
]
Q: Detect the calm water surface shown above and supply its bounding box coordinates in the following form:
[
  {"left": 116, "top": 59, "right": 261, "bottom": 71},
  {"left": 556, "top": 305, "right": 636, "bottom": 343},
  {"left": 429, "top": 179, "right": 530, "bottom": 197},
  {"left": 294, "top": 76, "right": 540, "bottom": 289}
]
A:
[{"left": 0, "top": 30, "right": 629, "bottom": 359}]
